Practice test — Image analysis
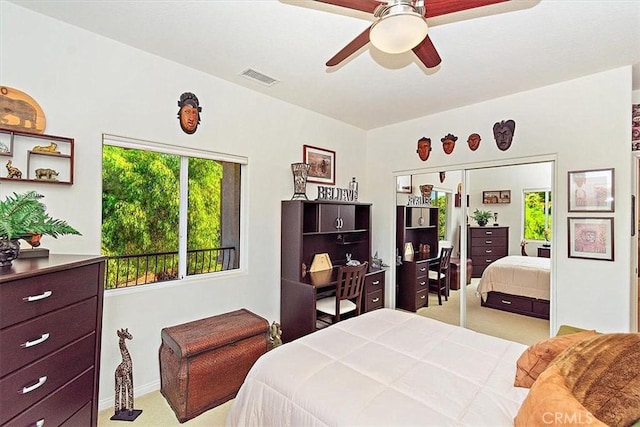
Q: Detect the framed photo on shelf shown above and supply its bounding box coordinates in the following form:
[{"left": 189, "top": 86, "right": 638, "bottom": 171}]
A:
[
  {"left": 482, "top": 190, "right": 510, "bottom": 204},
  {"left": 568, "top": 168, "right": 614, "bottom": 212},
  {"left": 303, "top": 144, "right": 335, "bottom": 185},
  {"left": 396, "top": 175, "right": 412, "bottom": 193},
  {"left": 568, "top": 217, "right": 614, "bottom": 261}
]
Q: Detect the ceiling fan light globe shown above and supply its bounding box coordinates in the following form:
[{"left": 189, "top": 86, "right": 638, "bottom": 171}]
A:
[{"left": 370, "top": 11, "right": 428, "bottom": 54}]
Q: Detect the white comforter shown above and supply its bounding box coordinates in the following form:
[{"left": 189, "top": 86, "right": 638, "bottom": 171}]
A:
[
  {"left": 226, "top": 309, "right": 529, "bottom": 426},
  {"left": 477, "top": 255, "right": 550, "bottom": 302}
]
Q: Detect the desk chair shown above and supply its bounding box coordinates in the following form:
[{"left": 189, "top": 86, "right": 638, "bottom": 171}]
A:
[
  {"left": 316, "top": 262, "right": 368, "bottom": 328},
  {"left": 428, "top": 247, "right": 453, "bottom": 305}
]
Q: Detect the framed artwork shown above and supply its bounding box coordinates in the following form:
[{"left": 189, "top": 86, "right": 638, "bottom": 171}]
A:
[
  {"left": 303, "top": 144, "right": 335, "bottom": 185},
  {"left": 568, "top": 168, "right": 614, "bottom": 212},
  {"left": 483, "top": 190, "right": 510, "bottom": 204},
  {"left": 396, "top": 175, "right": 412, "bottom": 193},
  {"left": 568, "top": 217, "right": 614, "bottom": 261}
]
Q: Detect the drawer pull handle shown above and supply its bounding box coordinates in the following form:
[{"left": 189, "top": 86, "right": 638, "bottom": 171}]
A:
[
  {"left": 371, "top": 280, "right": 380, "bottom": 285},
  {"left": 485, "top": 231, "right": 493, "bottom": 235},
  {"left": 36, "top": 419, "right": 45, "bottom": 427},
  {"left": 419, "top": 267, "right": 426, "bottom": 272},
  {"left": 22, "top": 376, "right": 47, "bottom": 394},
  {"left": 485, "top": 240, "right": 492, "bottom": 244},
  {"left": 420, "top": 295, "right": 426, "bottom": 299},
  {"left": 485, "top": 249, "right": 492, "bottom": 253},
  {"left": 501, "top": 300, "right": 512, "bottom": 305},
  {"left": 419, "top": 281, "right": 426, "bottom": 286},
  {"left": 23, "top": 290, "right": 52, "bottom": 302},
  {"left": 372, "top": 297, "right": 380, "bottom": 303},
  {"left": 22, "top": 333, "right": 50, "bottom": 348}
]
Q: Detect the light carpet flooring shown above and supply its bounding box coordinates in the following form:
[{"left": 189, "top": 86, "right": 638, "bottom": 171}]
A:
[{"left": 98, "top": 280, "right": 549, "bottom": 426}]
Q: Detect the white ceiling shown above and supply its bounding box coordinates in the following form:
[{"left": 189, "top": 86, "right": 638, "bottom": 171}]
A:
[{"left": 8, "top": 0, "right": 640, "bottom": 130}]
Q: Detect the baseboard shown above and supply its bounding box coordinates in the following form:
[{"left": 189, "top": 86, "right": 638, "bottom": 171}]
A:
[{"left": 99, "top": 380, "right": 161, "bottom": 411}]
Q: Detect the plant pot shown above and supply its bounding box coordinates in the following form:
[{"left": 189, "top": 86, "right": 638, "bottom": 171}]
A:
[
  {"left": 477, "top": 220, "right": 488, "bottom": 227},
  {"left": 0, "top": 239, "right": 20, "bottom": 267}
]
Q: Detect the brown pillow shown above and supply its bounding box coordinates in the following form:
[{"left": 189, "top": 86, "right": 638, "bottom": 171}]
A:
[
  {"left": 552, "top": 333, "right": 640, "bottom": 427},
  {"left": 514, "top": 365, "right": 607, "bottom": 427},
  {"left": 514, "top": 330, "right": 596, "bottom": 388}
]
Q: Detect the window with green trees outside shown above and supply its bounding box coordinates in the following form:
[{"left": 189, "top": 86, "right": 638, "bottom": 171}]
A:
[
  {"left": 431, "top": 190, "right": 449, "bottom": 241},
  {"left": 101, "top": 140, "right": 244, "bottom": 289},
  {"left": 523, "top": 190, "right": 552, "bottom": 241}
]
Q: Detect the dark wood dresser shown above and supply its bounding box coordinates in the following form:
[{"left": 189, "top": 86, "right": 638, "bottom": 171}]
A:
[
  {"left": 0, "top": 255, "right": 105, "bottom": 427},
  {"left": 468, "top": 226, "right": 509, "bottom": 277}
]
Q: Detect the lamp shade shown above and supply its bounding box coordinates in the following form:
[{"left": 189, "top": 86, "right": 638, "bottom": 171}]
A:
[{"left": 370, "top": 7, "right": 428, "bottom": 54}]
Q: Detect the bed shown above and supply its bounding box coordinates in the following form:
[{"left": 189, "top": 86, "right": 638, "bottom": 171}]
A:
[
  {"left": 226, "top": 308, "right": 530, "bottom": 426},
  {"left": 476, "top": 255, "right": 550, "bottom": 319}
]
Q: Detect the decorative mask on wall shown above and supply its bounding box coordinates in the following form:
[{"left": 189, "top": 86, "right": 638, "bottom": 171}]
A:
[
  {"left": 439, "top": 171, "right": 446, "bottom": 183},
  {"left": 416, "top": 137, "right": 432, "bottom": 161},
  {"left": 177, "top": 92, "right": 202, "bottom": 134},
  {"left": 467, "top": 133, "right": 481, "bottom": 151},
  {"left": 493, "top": 119, "right": 516, "bottom": 151},
  {"left": 440, "top": 133, "right": 457, "bottom": 155}
]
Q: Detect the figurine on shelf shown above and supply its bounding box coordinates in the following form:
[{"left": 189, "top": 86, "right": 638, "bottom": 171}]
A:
[
  {"left": 32, "top": 141, "right": 60, "bottom": 154},
  {"left": 5, "top": 160, "right": 21, "bottom": 178},
  {"left": 35, "top": 168, "right": 59, "bottom": 181}
]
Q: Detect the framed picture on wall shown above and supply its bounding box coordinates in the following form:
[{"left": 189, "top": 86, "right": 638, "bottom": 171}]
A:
[
  {"left": 303, "top": 145, "right": 335, "bottom": 185},
  {"left": 396, "top": 175, "right": 412, "bottom": 193},
  {"left": 568, "top": 217, "right": 614, "bottom": 261},
  {"left": 482, "top": 190, "right": 510, "bottom": 204},
  {"left": 568, "top": 168, "right": 614, "bottom": 212}
]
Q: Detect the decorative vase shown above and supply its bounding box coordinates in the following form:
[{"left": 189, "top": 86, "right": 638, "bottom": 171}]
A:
[
  {"left": 403, "top": 242, "right": 414, "bottom": 262},
  {"left": 0, "top": 239, "right": 20, "bottom": 267},
  {"left": 291, "top": 163, "right": 310, "bottom": 200}
]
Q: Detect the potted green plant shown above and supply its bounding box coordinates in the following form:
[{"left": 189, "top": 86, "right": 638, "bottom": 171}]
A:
[
  {"left": 471, "top": 209, "right": 493, "bottom": 227},
  {"left": 0, "top": 191, "right": 81, "bottom": 267}
]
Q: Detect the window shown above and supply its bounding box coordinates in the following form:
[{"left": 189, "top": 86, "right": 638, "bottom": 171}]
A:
[
  {"left": 431, "top": 190, "right": 449, "bottom": 241},
  {"left": 523, "top": 190, "right": 552, "bottom": 241},
  {"left": 101, "top": 135, "right": 246, "bottom": 289}
]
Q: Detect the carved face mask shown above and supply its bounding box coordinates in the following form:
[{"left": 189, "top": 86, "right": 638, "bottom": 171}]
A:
[
  {"left": 493, "top": 120, "right": 516, "bottom": 151},
  {"left": 467, "top": 133, "right": 481, "bottom": 151},
  {"left": 416, "top": 137, "right": 432, "bottom": 161},
  {"left": 440, "top": 133, "right": 458, "bottom": 155}
]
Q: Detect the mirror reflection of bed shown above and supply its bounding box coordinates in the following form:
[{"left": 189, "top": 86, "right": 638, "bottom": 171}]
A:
[{"left": 397, "top": 162, "right": 552, "bottom": 345}]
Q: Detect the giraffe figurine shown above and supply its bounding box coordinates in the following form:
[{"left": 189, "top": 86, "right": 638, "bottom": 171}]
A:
[{"left": 112, "top": 328, "right": 141, "bottom": 420}]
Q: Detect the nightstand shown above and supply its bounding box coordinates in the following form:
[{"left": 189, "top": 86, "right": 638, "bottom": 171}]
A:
[{"left": 538, "top": 247, "right": 551, "bottom": 258}]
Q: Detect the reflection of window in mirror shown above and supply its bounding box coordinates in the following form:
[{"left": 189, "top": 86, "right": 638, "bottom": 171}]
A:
[{"left": 396, "top": 175, "right": 412, "bottom": 193}]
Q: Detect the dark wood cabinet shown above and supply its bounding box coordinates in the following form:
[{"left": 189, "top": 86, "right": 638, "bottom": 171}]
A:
[
  {"left": 280, "top": 201, "right": 384, "bottom": 342},
  {"left": 468, "top": 226, "right": 509, "bottom": 277},
  {"left": 537, "top": 247, "right": 551, "bottom": 258},
  {"left": 396, "top": 206, "right": 439, "bottom": 312},
  {"left": 0, "top": 255, "right": 105, "bottom": 427}
]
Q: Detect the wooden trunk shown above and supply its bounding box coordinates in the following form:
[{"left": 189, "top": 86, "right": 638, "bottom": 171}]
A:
[{"left": 159, "top": 309, "right": 269, "bottom": 423}]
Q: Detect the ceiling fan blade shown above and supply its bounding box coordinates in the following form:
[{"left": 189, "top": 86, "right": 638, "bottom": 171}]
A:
[
  {"left": 424, "top": 0, "right": 509, "bottom": 18},
  {"left": 326, "top": 27, "right": 371, "bottom": 67},
  {"left": 312, "top": 0, "right": 384, "bottom": 14},
  {"left": 412, "top": 35, "right": 441, "bottom": 68}
]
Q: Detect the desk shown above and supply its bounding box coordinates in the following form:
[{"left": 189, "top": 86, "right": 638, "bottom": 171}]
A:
[
  {"left": 281, "top": 266, "right": 386, "bottom": 343},
  {"left": 396, "top": 254, "right": 439, "bottom": 312}
]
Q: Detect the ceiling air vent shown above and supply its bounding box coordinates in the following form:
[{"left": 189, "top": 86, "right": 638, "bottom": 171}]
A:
[{"left": 240, "top": 68, "right": 279, "bottom": 87}]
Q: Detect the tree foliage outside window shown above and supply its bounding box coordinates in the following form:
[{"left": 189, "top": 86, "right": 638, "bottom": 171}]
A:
[
  {"left": 102, "top": 144, "right": 240, "bottom": 289},
  {"left": 523, "top": 190, "right": 552, "bottom": 240},
  {"left": 432, "top": 191, "right": 448, "bottom": 241}
]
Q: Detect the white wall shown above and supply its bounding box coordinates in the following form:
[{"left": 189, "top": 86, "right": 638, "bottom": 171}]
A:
[
  {"left": 1, "top": 3, "right": 367, "bottom": 408},
  {"left": 366, "top": 67, "right": 634, "bottom": 337},
  {"left": 468, "top": 162, "right": 553, "bottom": 256}
]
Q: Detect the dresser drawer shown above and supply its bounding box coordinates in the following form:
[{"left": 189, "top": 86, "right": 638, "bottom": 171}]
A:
[
  {"left": 470, "top": 237, "right": 507, "bottom": 250},
  {"left": 470, "top": 227, "right": 508, "bottom": 239},
  {"left": 484, "top": 292, "right": 532, "bottom": 313},
  {"left": 0, "top": 298, "right": 97, "bottom": 377},
  {"left": 364, "top": 289, "right": 384, "bottom": 312},
  {"left": 2, "top": 368, "right": 94, "bottom": 427},
  {"left": 364, "top": 271, "right": 385, "bottom": 295},
  {"left": 0, "top": 264, "right": 101, "bottom": 329},
  {"left": 414, "top": 261, "right": 430, "bottom": 278},
  {"left": 0, "top": 334, "right": 95, "bottom": 424},
  {"left": 415, "top": 290, "right": 428, "bottom": 309}
]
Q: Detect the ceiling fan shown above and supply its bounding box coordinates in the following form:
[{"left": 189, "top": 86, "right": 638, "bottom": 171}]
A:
[{"left": 314, "top": 0, "right": 510, "bottom": 68}]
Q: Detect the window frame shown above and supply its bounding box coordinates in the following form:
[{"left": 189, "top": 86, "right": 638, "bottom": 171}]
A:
[{"left": 101, "top": 134, "right": 248, "bottom": 291}]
